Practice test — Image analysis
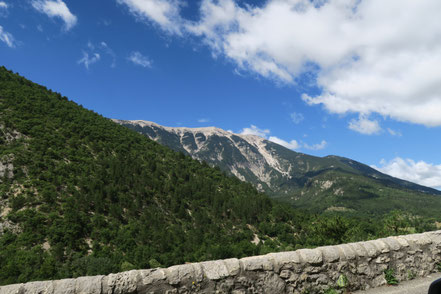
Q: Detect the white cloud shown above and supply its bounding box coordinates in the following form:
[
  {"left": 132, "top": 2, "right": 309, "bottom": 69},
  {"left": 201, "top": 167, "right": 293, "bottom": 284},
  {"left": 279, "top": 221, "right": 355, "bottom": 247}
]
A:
[
  {"left": 240, "top": 125, "right": 301, "bottom": 150},
  {"left": 78, "top": 41, "right": 116, "bottom": 69},
  {"left": 128, "top": 51, "right": 152, "bottom": 68},
  {"left": 101, "top": 42, "right": 116, "bottom": 68},
  {"left": 372, "top": 158, "right": 441, "bottom": 190},
  {"left": 304, "top": 140, "right": 327, "bottom": 151},
  {"left": 239, "top": 124, "right": 325, "bottom": 151},
  {"left": 0, "top": 0, "right": 8, "bottom": 17},
  {"left": 181, "top": 0, "right": 441, "bottom": 129},
  {"left": 118, "top": 0, "right": 441, "bottom": 129},
  {"left": 198, "top": 118, "right": 210, "bottom": 123},
  {"left": 0, "top": 25, "right": 15, "bottom": 48},
  {"left": 117, "top": 0, "right": 182, "bottom": 34},
  {"left": 348, "top": 115, "right": 381, "bottom": 135},
  {"left": 268, "top": 136, "right": 300, "bottom": 150},
  {"left": 0, "top": 1, "right": 9, "bottom": 11},
  {"left": 290, "top": 112, "right": 304, "bottom": 124},
  {"left": 78, "top": 52, "right": 100, "bottom": 70},
  {"left": 387, "top": 128, "right": 402, "bottom": 137},
  {"left": 99, "top": 19, "right": 112, "bottom": 26},
  {"left": 32, "top": 0, "right": 77, "bottom": 31},
  {"left": 240, "top": 125, "right": 270, "bottom": 137}
]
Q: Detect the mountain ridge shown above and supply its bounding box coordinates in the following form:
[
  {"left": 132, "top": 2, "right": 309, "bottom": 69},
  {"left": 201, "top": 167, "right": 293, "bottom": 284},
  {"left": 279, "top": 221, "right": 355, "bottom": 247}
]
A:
[{"left": 116, "top": 119, "right": 441, "bottom": 214}]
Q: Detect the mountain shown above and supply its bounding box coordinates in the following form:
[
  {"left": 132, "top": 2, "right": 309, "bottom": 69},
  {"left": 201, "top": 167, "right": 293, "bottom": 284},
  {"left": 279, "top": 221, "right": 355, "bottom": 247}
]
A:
[
  {"left": 115, "top": 119, "right": 441, "bottom": 215},
  {"left": 1, "top": 66, "right": 439, "bottom": 285}
]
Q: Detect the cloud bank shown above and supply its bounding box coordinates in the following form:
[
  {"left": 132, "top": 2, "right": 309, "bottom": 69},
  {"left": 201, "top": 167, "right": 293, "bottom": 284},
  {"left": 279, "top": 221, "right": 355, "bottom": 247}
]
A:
[
  {"left": 373, "top": 158, "right": 441, "bottom": 190},
  {"left": 239, "top": 124, "right": 325, "bottom": 151},
  {"left": 117, "top": 0, "right": 441, "bottom": 132},
  {"left": 32, "top": 0, "right": 77, "bottom": 31}
]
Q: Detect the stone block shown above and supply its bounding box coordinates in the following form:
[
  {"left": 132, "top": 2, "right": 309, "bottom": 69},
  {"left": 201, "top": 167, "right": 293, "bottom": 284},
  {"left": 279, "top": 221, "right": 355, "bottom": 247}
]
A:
[
  {"left": 223, "top": 258, "right": 240, "bottom": 276},
  {"left": 319, "top": 246, "right": 340, "bottom": 262},
  {"left": 371, "top": 240, "right": 390, "bottom": 253},
  {"left": 357, "top": 263, "right": 370, "bottom": 275},
  {"left": 53, "top": 279, "right": 76, "bottom": 294},
  {"left": 297, "top": 248, "right": 322, "bottom": 265},
  {"left": 391, "top": 236, "right": 410, "bottom": 247},
  {"left": 381, "top": 237, "right": 402, "bottom": 251},
  {"left": 262, "top": 273, "right": 285, "bottom": 293},
  {"left": 139, "top": 269, "right": 166, "bottom": 286},
  {"left": 363, "top": 241, "right": 380, "bottom": 257},
  {"left": 404, "top": 233, "right": 432, "bottom": 246},
  {"left": 338, "top": 244, "right": 356, "bottom": 260},
  {"left": 240, "top": 255, "right": 273, "bottom": 271},
  {"left": 167, "top": 264, "right": 195, "bottom": 285},
  {"left": 279, "top": 270, "right": 291, "bottom": 279},
  {"left": 231, "top": 290, "right": 246, "bottom": 294},
  {"left": 191, "top": 263, "right": 204, "bottom": 282},
  {"left": 0, "top": 284, "right": 23, "bottom": 294},
  {"left": 426, "top": 231, "right": 441, "bottom": 244},
  {"left": 268, "top": 251, "right": 300, "bottom": 272},
  {"left": 371, "top": 275, "right": 387, "bottom": 288},
  {"left": 200, "top": 260, "right": 229, "bottom": 280},
  {"left": 23, "top": 281, "right": 54, "bottom": 294},
  {"left": 103, "top": 270, "right": 139, "bottom": 293},
  {"left": 349, "top": 242, "right": 368, "bottom": 257},
  {"left": 375, "top": 255, "right": 390, "bottom": 264},
  {"left": 394, "top": 251, "right": 405, "bottom": 259},
  {"left": 75, "top": 276, "right": 103, "bottom": 294}
]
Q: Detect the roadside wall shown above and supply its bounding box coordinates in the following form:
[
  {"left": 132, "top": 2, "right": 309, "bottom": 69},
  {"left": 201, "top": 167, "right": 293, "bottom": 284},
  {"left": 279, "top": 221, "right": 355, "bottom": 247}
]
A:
[{"left": 2, "top": 230, "right": 441, "bottom": 294}]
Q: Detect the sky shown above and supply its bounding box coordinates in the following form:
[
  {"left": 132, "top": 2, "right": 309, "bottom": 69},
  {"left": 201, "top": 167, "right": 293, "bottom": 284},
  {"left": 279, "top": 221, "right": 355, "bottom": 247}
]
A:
[{"left": 1, "top": 0, "right": 441, "bottom": 190}]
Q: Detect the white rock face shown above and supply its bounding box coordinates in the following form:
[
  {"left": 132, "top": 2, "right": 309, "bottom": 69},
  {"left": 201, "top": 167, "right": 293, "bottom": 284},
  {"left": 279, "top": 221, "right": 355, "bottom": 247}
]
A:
[{"left": 114, "top": 119, "right": 294, "bottom": 189}]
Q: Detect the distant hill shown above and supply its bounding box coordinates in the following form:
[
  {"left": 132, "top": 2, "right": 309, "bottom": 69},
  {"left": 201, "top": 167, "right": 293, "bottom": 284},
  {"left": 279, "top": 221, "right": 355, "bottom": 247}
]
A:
[{"left": 115, "top": 119, "right": 441, "bottom": 216}]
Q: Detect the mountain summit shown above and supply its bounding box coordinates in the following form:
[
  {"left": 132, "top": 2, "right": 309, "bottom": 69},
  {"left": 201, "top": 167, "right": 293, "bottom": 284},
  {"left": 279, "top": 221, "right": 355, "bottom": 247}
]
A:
[{"left": 116, "top": 119, "right": 441, "bottom": 215}]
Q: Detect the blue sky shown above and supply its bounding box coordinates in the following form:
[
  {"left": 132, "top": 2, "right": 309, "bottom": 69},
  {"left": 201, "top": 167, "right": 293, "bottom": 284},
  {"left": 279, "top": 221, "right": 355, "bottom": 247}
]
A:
[{"left": 1, "top": 0, "right": 441, "bottom": 189}]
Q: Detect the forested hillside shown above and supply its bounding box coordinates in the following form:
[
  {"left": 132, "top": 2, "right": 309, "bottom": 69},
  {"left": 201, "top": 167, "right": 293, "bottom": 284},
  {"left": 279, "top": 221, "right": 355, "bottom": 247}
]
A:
[{"left": 0, "top": 67, "right": 437, "bottom": 285}]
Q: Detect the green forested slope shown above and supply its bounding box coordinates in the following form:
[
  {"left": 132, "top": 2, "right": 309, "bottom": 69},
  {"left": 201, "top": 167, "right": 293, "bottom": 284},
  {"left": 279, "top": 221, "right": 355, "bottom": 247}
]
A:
[{"left": 0, "top": 67, "right": 437, "bottom": 285}]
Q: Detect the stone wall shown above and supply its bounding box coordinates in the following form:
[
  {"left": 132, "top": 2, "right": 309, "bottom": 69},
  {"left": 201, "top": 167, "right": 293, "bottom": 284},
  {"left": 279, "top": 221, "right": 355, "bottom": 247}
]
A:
[{"left": 2, "top": 230, "right": 441, "bottom": 294}]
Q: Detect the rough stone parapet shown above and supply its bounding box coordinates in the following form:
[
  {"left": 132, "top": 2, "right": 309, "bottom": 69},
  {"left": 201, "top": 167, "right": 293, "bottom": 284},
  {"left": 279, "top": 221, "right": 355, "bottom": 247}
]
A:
[{"left": 2, "top": 230, "right": 441, "bottom": 293}]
